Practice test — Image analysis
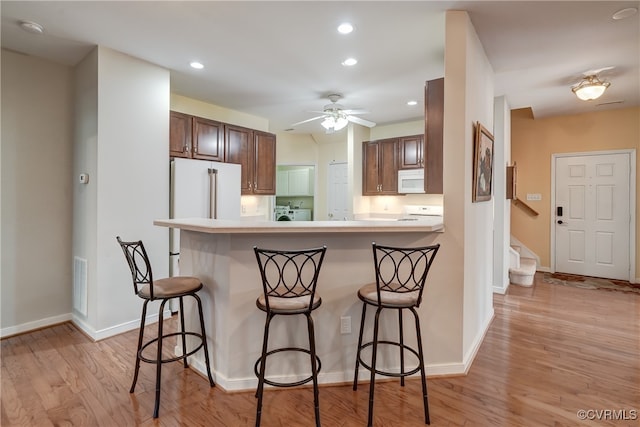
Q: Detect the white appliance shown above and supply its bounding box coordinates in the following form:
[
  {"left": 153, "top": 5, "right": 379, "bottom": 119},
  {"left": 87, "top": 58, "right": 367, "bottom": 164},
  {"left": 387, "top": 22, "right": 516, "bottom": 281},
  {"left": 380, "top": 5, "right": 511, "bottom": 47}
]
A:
[
  {"left": 398, "top": 204, "right": 443, "bottom": 221},
  {"left": 170, "top": 158, "right": 241, "bottom": 276},
  {"left": 398, "top": 169, "right": 425, "bottom": 194}
]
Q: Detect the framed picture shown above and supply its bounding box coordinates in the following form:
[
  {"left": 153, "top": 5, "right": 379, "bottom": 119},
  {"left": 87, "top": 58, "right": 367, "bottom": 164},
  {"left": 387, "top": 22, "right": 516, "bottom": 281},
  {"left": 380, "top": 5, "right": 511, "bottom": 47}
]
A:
[{"left": 472, "top": 122, "right": 494, "bottom": 202}]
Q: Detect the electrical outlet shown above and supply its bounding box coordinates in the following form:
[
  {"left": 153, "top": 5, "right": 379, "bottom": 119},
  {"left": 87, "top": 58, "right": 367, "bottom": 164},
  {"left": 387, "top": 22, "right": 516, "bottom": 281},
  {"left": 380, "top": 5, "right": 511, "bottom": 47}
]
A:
[{"left": 340, "top": 316, "right": 351, "bottom": 334}]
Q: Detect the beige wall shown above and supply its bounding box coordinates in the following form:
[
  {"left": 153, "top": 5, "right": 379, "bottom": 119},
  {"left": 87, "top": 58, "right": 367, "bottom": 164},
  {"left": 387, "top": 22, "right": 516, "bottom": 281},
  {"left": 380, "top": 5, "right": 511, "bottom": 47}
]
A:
[
  {"left": 1, "top": 49, "right": 74, "bottom": 336},
  {"left": 511, "top": 107, "right": 640, "bottom": 277}
]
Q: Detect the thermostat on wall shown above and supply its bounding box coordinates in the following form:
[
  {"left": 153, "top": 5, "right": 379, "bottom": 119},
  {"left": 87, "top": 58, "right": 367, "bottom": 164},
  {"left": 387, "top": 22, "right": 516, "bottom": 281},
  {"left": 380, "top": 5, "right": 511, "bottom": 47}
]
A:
[{"left": 79, "top": 173, "right": 90, "bottom": 184}]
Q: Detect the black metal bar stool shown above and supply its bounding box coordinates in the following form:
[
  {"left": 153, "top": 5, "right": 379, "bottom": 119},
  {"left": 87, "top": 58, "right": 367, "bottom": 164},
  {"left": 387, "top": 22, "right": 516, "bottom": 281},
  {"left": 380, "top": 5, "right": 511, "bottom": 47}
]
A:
[
  {"left": 117, "top": 236, "right": 214, "bottom": 418},
  {"left": 253, "top": 245, "right": 327, "bottom": 427},
  {"left": 352, "top": 242, "right": 440, "bottom": 426}
]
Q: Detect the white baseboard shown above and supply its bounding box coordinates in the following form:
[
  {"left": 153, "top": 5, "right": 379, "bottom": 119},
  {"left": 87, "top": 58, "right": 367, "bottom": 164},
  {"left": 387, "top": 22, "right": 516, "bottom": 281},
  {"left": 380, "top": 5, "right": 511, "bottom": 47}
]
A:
[
  {"left": 1, "top": 310, "right": 169, "bottom": 342},
  {"left": 0, "top": 313, "right": 72, "bottom": 339},
  {"left": 187, "top": 351, "right": 472, "bottom": 392},
  {"left": 461, "top": 308, "right": 495, "bottom": 375},
  {"left": 493, "top": 279, "right": 510, "bottom": 294},
  {"left": 72, "top": 309, "right": 172, "bottom": 341}
]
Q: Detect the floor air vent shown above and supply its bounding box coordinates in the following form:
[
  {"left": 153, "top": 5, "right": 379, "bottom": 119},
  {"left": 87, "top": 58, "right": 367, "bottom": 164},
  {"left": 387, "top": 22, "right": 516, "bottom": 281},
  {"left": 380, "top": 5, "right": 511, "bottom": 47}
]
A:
[{"left": 73, "top": 256, "right": 88, "bottom": 316}]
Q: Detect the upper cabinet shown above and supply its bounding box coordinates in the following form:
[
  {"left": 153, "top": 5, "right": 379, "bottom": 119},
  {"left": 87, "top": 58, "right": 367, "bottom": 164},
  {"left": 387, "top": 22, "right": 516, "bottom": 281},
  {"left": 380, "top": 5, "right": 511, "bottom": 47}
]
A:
[
  {"left": 192, "top": 117, "right": 224, "bottom": 161},
  {"left": 362, "top": 138, "right": 398, "bottom": 195},
  {"left": 425, "top": 78, "right": 444, "bottom": 194},
  {"left": 277, "top": 168, "right": 314, "bottom": 196},
  {"left": 225, "top": 125, "right": 276, "bottom": 195},
  {"left": 398, "top": 134, "right": 424, "bottom": 170},
  {"left": 169, "top": 111, "right": 192, "bottom": 158},
  {"left": 170, "top": 111, "right": 277, "bottom": 195},
  {"left": 169, "top": 112, "right": 224, "bottom": 161},
  {"left": 251, "top": 131, "right": 277, "bottom": 195}
]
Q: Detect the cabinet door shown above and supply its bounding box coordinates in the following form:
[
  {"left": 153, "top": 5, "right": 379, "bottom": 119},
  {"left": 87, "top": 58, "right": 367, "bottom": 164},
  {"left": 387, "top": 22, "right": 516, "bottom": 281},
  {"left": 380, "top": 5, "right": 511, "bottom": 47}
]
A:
[
  {"left": 193, "top": 117, "right": 224, "bottom": 161},
  {"left": 288, "top": 169, "right": 310, "bottom": 195},
  {"left": 252, "top": 131, "right": 276, "bottom": 195},
  {"left": 276, "top": 170, "right": 289, "bottom": 195},
  {"left": 425, "top": 78, "right": 444, "bottom": 193},
  {"left": 398, "top": 135, "right": 424, "bottom": 169},
  {"left": 362, "top": 141, "right": 381, "bottom": 195},
  {"left": 225, "top": 125, "right": 253, "bottom": 194},
  {"left": 169, "top": 111, "right": 192, "bottom": 158},
  {"left": 378, "top": 139, "right": 398, "bottom": 194}
]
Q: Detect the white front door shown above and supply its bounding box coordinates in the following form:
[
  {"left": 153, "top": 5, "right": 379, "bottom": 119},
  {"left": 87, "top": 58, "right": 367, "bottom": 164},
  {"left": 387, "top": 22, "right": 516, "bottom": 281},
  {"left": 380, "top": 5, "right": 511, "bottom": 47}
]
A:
[
  {"left": 327, "top": 162, "right": 349, "bottom": 221},
  {"left": 554, "top": 153, "right": 630, "bottom": 280}
]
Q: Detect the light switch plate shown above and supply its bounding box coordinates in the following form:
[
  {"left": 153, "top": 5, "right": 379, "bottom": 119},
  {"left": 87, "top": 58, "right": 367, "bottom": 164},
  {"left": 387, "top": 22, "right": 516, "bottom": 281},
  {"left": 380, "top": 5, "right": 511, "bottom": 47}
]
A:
[{"left": 526, "top": 193, "right": 542, "bottom": 201}]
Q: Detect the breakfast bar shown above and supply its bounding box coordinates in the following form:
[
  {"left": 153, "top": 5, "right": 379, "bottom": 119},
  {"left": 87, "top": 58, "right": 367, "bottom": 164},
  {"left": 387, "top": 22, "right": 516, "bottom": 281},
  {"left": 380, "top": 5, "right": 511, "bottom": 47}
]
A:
[{"left": 154, "top": 218, "right": 443, "bottom": 391}]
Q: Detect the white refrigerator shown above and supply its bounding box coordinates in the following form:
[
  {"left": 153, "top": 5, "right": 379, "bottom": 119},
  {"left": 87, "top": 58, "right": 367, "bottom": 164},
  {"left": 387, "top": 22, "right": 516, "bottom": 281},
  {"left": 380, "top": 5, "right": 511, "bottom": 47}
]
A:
[{"left": 169, "top": 157, "right": 241, "bottom": 276}]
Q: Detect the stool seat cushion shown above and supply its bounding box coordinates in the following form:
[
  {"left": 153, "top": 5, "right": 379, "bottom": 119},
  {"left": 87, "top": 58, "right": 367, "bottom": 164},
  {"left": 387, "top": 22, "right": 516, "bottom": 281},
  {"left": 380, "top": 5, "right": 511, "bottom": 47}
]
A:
[
  {"left": 358, "top": 283, "right": 419, "bottom": 307},
  {"left": 257, "top": 290, "right": 321, "bottom": 311},
  {"left": 138, "top": 276, "right": 202, "bottom": 299}
]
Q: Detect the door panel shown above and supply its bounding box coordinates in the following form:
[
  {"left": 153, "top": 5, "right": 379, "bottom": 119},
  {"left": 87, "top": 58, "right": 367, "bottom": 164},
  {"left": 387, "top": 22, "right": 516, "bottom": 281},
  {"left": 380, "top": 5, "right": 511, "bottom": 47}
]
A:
[
  {"left": 328, "top": 162, "right": 349, "bottom": 220},
  {"left": 555, "top": 153, "right": 630, "bottom": 280}
]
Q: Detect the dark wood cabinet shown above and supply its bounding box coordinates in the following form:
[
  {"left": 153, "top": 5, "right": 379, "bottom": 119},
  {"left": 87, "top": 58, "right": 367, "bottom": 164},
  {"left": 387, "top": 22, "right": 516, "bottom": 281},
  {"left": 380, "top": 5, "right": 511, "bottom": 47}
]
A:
[
  {"left": 192, "top": 117, "right": 224, "bottom": 161},
  {"left": 425, "top": 78, "right": 444, "bottom": 194},
  {"left": 225, "top": 125, "right": 276, "bottom": 195},
  {"left": 362, "top": 138, "right": 398, "bottom": 195},
  {"left": 170, "top": 111, "right": 277, "bottom": 196},
  {"left": 169, "top": 112, "right": 224, "bottom": 161},
  {"left": 252, "top": 131, "right": 277, "bottom": 195},
  {"left": 169, "top": 111, "right": 192, "bottom": 158},
  {"left": 398, "top": 134, "right": 424, "bottom": 169}
]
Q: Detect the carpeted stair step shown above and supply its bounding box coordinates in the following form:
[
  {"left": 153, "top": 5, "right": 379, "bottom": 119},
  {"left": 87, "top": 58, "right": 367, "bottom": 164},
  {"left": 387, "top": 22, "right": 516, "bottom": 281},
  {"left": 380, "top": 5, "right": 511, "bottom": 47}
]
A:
[{"left": 509, "top": 257, "right": 536, "bottom": 287}]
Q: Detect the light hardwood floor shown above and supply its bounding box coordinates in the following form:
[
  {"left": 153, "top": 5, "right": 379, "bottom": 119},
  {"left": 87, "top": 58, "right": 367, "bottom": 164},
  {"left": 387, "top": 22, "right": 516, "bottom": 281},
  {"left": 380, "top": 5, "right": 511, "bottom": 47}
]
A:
[{"left": 2, "top": 273, "right": 639, "bottom": 426}]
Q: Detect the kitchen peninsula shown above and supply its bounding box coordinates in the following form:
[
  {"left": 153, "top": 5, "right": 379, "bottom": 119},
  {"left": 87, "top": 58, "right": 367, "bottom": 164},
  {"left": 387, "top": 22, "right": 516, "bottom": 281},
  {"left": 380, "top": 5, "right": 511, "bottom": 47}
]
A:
[{"left": 154, "top": 217, "right": 443, "bottom": 391}]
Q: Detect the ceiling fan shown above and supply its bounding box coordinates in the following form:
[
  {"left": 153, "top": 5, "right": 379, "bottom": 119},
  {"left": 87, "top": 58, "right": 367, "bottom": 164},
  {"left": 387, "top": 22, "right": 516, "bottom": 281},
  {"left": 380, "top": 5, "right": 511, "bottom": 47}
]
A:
[{"left": 291, "top": 94, "right": 376, "bottom": 133}]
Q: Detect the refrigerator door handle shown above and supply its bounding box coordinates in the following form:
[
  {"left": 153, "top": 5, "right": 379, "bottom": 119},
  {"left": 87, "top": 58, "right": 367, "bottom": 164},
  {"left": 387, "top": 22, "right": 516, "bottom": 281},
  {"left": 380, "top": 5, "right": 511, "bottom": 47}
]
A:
[{"left": 208, "top": 168, "right": 218, "bottom": 219}]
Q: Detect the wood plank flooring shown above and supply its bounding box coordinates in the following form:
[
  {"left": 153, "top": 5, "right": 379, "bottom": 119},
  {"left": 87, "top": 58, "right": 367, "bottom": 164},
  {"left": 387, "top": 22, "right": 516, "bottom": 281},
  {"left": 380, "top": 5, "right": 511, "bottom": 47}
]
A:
[{"left": 2, "top": 273, "right": 639, "bottom": 426}]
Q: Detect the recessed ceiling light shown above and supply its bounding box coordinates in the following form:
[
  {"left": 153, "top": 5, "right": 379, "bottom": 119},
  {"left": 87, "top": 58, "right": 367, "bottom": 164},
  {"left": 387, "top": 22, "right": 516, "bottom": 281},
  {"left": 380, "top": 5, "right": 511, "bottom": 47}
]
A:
[
  {"left": 342, "top": 58, "right": 357, "bottom": 67},
  {"left": 19, "top": 20, "right": 44, "bottom": 34},
  {"left": 190, "top": 61, "right": 204, "bottom": 69},
  {"left": 612, "top": 7, "right": 638, "bottom": 20},
  {"left": 337, "top": 23, "right": 354, "bottom": 34},
  {"left": 407, "top": 100, "right": 418, "bottom": 106}
]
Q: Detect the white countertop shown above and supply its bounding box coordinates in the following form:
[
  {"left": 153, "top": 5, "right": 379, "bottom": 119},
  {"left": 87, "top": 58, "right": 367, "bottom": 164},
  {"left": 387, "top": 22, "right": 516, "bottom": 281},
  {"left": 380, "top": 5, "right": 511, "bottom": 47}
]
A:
[{"left": 154, "top": 217, "right": 444, "bottom": 234}]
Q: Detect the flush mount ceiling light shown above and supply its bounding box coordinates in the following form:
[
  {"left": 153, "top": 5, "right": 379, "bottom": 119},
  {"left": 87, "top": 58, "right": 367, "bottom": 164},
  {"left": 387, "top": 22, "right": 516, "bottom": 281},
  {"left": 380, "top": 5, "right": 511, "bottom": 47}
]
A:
[
  {"left": 571, "top": 75, "right": 611, "bottom": 101},
  {"left": 19, "top": 20, "right": 44, "bottom": 34},
  {"left": 190, "top": 61, "right": 204, "bottom": 69},
  {"left": 337, "top": 22, "right": 354, "bottom": 34},
  {"left": 342, "top": 57, "right": 357, "bottom": 66},
  {"left": 407, "top": 100, "right": 418, "bottom": 106}
]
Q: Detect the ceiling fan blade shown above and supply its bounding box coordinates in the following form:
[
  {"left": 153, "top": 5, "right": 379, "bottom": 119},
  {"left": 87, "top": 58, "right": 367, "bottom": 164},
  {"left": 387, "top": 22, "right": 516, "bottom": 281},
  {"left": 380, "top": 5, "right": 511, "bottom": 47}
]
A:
[
  {"left": 290, "top": 115, "right": 326, "bottom": 127},
  {"left": 342, "top": 109, "right": 369, "bottom": 115},
  {"left": 583, "top": 66, "right": 615, "bottom": 76},
  {"left": 347, "top": 115, "right": 376, "bottom": 128}
]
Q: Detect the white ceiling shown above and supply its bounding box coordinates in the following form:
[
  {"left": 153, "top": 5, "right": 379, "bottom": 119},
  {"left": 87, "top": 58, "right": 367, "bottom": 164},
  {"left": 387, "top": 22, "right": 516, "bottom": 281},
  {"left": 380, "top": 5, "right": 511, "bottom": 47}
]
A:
[{"left": 2, "top": 1, "right": 638, "bottom": 134}]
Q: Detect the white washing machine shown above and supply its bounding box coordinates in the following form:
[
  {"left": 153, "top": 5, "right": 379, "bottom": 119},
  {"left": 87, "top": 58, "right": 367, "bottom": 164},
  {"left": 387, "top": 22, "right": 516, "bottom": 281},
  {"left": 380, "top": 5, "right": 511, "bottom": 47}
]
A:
[{"left": 274, "top": 206, "right": 294, "bottom": 221}]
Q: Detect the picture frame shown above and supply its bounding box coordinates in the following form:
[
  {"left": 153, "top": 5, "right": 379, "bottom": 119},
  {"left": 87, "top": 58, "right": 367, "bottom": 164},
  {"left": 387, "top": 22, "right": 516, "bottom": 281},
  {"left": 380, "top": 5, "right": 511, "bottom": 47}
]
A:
[{"left": 472, "top": 121, "right": 494, "bottom": 202}]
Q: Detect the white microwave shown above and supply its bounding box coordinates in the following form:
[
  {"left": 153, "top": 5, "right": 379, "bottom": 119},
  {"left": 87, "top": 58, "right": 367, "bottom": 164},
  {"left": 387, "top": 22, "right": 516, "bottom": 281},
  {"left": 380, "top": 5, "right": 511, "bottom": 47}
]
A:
[{"left": 398, "top": 169, "right": 425, "bottom": 194}]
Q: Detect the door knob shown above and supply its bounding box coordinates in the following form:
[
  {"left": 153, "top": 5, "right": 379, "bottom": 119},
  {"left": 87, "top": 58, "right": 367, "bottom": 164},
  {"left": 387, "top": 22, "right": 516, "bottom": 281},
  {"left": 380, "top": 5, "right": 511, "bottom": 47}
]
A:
[{"left": 557, "top": 220, "right": 563, "bottom": 224}]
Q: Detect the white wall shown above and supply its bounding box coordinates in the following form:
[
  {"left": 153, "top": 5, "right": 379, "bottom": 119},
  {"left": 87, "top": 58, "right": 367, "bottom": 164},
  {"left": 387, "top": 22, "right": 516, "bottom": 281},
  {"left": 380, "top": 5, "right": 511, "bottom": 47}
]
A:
[
  {"left": 1, "top": 49, "right": 74, "bottom": 337},
  {"left": 445, "top": 11, "right": 496, "bottom": 364},
  {"left": 72, "top": 47, "right": 171, "bottom": 338},
  {"left": 493, "top": 96, "right": 512, "bottom": 294}
]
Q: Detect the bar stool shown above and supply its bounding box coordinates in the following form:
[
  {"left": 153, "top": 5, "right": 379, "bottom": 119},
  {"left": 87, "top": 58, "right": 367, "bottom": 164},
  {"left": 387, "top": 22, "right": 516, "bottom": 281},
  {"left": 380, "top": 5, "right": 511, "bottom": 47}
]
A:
[
  {"left": 352, "top": 242, "right": 440, "bottom": 426},
  {"left": 253, "top": 245, "right": 327, "bottom": 427},
  {"left": 117, "top": 236, "right": 214, "bottom": 418}
]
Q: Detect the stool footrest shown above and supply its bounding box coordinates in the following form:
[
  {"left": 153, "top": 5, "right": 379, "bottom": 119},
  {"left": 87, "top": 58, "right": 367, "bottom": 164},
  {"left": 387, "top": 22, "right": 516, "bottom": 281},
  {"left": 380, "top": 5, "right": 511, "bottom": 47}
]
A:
[
  {"left": 357, "top": 340, "right": 421, "bottom": 378},
  {"left": 254, "top": 347, "right": 322, "bottom": 388},
  {"left": 139, "top": 331, "right": 205, "bottom": 364}
]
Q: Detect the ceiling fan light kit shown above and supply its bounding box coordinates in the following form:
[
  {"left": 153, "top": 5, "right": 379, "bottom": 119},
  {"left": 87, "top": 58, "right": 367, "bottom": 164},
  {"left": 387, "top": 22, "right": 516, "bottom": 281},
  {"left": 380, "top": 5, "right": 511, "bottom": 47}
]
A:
[
  {"left": 571, "top": 75, "right": 611, "bottom": 101},
  {"left": 291, "top": 93, "right": 376, "bottom": 132}
]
